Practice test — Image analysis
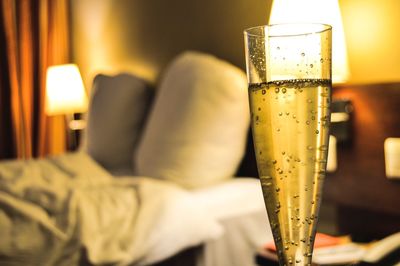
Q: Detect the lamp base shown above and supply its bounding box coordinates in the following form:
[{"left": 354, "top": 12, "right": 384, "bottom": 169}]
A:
[{"left": 65, "top": 114, "right": 85, "bottom": 151}]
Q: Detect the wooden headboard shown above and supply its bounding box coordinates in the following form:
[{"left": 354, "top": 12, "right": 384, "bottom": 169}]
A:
[
  {"left": 237, "top": 82, "right": 400, "bottom": 240},
  {"left": 326, "top": 83, "right": 400, "bottom": 240}
]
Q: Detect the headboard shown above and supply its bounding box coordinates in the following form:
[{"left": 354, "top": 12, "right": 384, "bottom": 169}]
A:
[
  {"left": 325, "top": 83, "right": 400, "bottom": 240},
  {"left": 237, "top": 82, "right": 400, "bottom": 240}
]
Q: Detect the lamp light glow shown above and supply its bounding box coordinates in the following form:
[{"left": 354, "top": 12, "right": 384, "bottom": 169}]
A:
[
  {"left": 45, "top": 64, "right": 88, "bottom": 115},
  {"left": 269, "top": 0, "right": 350, "bottom": 83}
]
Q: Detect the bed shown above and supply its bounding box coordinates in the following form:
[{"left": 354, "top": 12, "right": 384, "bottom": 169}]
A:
[{"left": 0, "top": 52, "right": 274, "bottom": 266}]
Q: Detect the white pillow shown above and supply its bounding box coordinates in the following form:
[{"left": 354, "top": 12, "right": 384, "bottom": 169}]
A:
[
  {"left": 134, "top": 51, "right": 250, "bottom": 189},
  {"left": 84, "top": 74, "right": 153, "bottom": 175}
]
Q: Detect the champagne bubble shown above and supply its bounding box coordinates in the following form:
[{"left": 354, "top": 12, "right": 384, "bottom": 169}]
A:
[
  {"left": 276, "top": 187, "right": 280, "bottom": 192},
  {"left": 306, "top": 120, "right": 310, "bottom": 125},
  {"left": 286, "top": 112, "right": 290, "bottom": 116},
  {"left": 277, "top": 46, "right": 280, "bottom": 50},
  {"left": 258, "top": 107, "right": 261, "bottom": 111},
  {"left": 307, "top": 145, "right": 313, "bottom": 150},
  {"left": 319, "top": 145, "right": 328, "bottom": 151},
  {"left": 272, "top": 160, "right": 277, "bottom": 164},
  {"left": 262, "top": 89, "right": 266, "bottom": 95},
  {"left": 296, "top": 259, "right": 301, "bottom": 263},
  {"left": 301, "top": 52, "right": 305, "bottom": 57},
  {"left": 282, "top": 88, "right": 287, "bottom": 93},
  {"left": 311, "top": 116, "right": 315, "bottom": 120},
  {"left": 279, "top": 112, "right": 283, "bottom": 116},
  {"left": 282, "top": 151, "right": 286, "bottom": 155},
  {"left": 310, "top": 64, "right": 313, "bottom": 68},
  {"left": 275, "top": 88, "right": 280, "bottom": 93},
  {"left": 307, "top": 99, "right": 312, "bottom": 103},
  {"left": 292, "top": 114, "right": 296, "bottom": 119},
  {"left": 320, "top": 58, "right": 324, "bottom": 63},
  {"left": 315, "top": 130, "right": 319, "bottom": 134}
]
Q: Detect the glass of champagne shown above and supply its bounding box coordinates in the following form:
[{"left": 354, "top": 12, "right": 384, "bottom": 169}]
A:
[{"left": 244, "top": 24, "right": 332, "bottom": 265}]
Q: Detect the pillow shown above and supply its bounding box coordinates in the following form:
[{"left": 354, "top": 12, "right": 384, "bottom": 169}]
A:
[
  {"left": 134, "top": 51, "right": 250, "bottom": 189},
  {"left": 83, "top": 73, "right": 153, "bottom": 175}
]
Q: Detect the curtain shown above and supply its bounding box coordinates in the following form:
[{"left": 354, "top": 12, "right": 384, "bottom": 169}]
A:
[{"left": 0, "top": 0, "right": 70, "bottom": 159}]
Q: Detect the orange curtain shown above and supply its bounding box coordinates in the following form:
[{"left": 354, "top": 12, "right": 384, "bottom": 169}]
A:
[{"left": 0, "top": 0, "right": 70, "bottom": 159}]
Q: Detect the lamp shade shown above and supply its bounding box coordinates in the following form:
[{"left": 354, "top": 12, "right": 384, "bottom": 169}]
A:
[
  {"left": 269, "top": 0, "right": 350, "bottom": 83},
  {"left": 45, "top": 64, "right": 88, "bottom": 115}
]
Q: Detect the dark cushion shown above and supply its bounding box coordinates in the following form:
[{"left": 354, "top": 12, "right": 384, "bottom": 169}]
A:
[{"left": 83, "top": 73, "right": 153, "bottom": 175}]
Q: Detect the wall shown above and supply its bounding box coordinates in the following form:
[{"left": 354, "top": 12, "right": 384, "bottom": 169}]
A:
[
  {"left": 340, "top": 0, "right": 400, "bottom": 84},
  {"left": 72, "top": 0, "right": 400, "bottom": 89},
  {"left": 72, "top": 0, "right": 271, "bottom": 89}
]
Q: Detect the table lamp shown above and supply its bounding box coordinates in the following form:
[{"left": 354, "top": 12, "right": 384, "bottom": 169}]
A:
[
  {"left": 269, "top": 0, "right": 350, "bottom": 83},
  {"left": 45, "top": 64, "right": 88, "bottom": 149}
]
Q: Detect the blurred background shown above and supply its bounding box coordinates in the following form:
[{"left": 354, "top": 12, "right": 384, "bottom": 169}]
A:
[{"left": 72, "top": 0, "right": 400, "bottom": 87}]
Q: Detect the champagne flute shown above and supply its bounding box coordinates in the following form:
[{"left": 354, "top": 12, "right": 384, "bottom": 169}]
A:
[{"left": 244, "top": 24, "right": 332, "bottom": 265}]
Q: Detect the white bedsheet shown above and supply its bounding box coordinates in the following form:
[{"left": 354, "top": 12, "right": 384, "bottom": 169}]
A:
[
  {"left": 192, "top": 179, "right": 274, "bottom": 266},
  {"left": 0, "top": 152, "right": 223, "bottom": 266},
  {"left": 0, "top": 152, "right": 274, "bottom": 266}
]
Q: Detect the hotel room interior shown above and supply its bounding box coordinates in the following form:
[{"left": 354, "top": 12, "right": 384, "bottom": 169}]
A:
[{"left": 0, "top": 0, "right": 399, "bottom": 265}]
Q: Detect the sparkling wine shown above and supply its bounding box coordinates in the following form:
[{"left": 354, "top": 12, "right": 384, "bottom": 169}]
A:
[{"left": 249, "top": 79, "right": 331, "bottom": 265}]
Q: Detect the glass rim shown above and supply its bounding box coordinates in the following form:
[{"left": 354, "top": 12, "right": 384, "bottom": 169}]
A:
[{"left": 244, "top": 23, "right": 332, "bottom": 38}]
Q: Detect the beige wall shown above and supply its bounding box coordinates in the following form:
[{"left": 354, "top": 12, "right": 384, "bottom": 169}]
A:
[
  {"left": 340, "top": 0, "right": 400, "bottom": 84},
  {"left": 72, "top": 0, "right": 400, "bottom": 89},
  {"left": 72, "top": 0, "right": 271, "bottom": 89}
]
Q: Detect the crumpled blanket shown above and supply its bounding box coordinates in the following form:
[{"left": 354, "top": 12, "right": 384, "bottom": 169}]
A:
[{"left": 0, "top": 152, "right": 222, "bottom": 266}]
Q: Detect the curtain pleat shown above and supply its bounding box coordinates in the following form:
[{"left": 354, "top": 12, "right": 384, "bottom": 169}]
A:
[
  {"left": 0, "top": 0, "right": 70, "bottom": 159},
  {"left": 0, "top": 3, "right": 15, "bottom": 159}
]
